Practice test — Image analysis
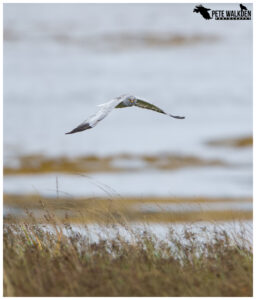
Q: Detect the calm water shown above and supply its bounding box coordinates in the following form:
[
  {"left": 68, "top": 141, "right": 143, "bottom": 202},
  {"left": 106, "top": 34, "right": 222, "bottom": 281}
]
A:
[{"left": 4, "top": 4, "right": 253, "bottom": 199}]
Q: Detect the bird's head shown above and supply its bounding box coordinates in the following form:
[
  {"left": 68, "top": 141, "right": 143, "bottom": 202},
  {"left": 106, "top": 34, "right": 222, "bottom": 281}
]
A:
[{"left": 123, "top": 95, "right": 137, "bottom": 106}]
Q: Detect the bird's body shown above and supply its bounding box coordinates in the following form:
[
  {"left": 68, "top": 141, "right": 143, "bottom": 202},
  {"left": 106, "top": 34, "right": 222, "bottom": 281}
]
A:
[{"left": 66, "top": 94, "right": 185, "bottom": 134}]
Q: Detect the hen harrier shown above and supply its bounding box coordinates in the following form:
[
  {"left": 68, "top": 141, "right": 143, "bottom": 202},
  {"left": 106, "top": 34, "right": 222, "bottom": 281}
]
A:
[{"left": 66, "top": 94, "right": 185, "bottom": 134}]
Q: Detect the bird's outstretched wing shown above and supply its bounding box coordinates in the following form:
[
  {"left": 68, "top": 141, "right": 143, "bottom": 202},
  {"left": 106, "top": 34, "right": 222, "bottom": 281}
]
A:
[
  {"left": 135, "top": 99, "right": 185, "bottom": 119},
  {"left": 65, "top": 97, "right": 124, "bottom": 134}
]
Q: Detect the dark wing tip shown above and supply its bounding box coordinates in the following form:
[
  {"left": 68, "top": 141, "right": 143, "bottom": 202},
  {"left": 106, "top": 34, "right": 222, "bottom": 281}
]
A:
[
  {"left": 168, "top": 114, "right": 185, "bottom": 119},
  {"left": 65, "top": 129, "right": 78, "bottom": 134},
  {"left": 65, "top": 123, "right": 92, "bottom": 135}
]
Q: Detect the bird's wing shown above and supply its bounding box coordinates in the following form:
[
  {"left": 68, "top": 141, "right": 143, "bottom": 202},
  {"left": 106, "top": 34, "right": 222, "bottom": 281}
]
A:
[
  {"left": 65, "top": 97, "right": 125, "bottom": 134},
  {"left": 135, "top": 99, "right": 185, "bottom": 119},
  {"left": 115, "top": 102, "right": 127, "bottom": 108}
]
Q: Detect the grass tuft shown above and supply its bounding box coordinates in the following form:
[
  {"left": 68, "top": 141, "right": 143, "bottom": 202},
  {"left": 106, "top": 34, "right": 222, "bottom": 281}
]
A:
[{"left": 4, "top": 207, "right": 252, "bottom": 297}]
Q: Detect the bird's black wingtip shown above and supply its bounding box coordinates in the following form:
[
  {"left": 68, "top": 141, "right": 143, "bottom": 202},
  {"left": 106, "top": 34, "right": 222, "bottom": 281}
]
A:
[
  {"left": 65, "top": 129, "right": 77, "bottom": 134},
  {"left": 169, "top": 114, "right": 185, "bottom": 120},
  {"left": 65, "top": 123, "right": 93, "bottom": 135}
]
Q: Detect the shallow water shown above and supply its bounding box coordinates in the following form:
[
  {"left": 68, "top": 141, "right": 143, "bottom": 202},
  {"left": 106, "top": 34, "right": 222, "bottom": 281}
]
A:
[
  {"left": 136, "top": 201, "right": 252, "bottom": 213},
  {"left": 3, "top": 166, "right": 252, "bottom": 198},
  {"left": 38, "top": 220, "right": 252, "bottom": 249}
]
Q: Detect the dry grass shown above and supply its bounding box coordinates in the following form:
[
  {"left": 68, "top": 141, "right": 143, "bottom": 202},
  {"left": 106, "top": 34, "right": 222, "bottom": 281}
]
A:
[
  {"left": 4, "top": 215, "right": 252, "bottom": 296},
  {"left": 47, "top": 32, "right": 219, "bottom": 50},
  {"left": 207, "top": 135, "right": 253, "bottom": 148},
  {"left": 4, "top": 194, "right": 252, "bottom": 224},
  {"left": 4, "top": 194, "right": 252, "bottom": 296},
  {"left": 4, "top": 153, "right": 226, "bottom": 175},
  {"left": 6, "top": 134, "right": 252, "bottom": 176}
]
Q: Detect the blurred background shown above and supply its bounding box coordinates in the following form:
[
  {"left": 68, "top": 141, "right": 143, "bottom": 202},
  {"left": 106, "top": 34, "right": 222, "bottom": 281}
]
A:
[{"left": 3, "top": 4, "right": 252, "bottom": 226}]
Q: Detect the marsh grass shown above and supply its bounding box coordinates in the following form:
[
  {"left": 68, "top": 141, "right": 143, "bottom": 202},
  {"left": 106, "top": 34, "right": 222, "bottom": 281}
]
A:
[
  {"left": 207, "top": 135, "right": 253, "bottom": 148},
  {"left": 3, "top": 203, "right": 252, "bottom": 297},
  {"left": 4, "top": 194, "right": 252, "bottom": 224},
  {"left": 4, "top": 153, "right": 226, "bottom": 175}
]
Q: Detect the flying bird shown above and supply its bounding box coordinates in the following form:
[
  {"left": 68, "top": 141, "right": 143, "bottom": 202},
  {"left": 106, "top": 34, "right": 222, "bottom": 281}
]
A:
[
  {"left": 240, "top": 4, "right": 248, "bottom": 11},
  {"left": 66, "top": 94, "right": 185, "bottom": 134},
  {"left": 193, "top": 5, "right": 212, "bottom": 20}
]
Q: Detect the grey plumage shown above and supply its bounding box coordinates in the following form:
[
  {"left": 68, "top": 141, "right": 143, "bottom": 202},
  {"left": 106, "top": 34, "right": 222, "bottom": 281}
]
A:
[{"left": 66, "top": 94, "right": 185, "bottom": 134}]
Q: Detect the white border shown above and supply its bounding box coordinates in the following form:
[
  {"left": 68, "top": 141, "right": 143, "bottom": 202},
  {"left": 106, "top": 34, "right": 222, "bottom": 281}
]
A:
[{"left": 1, "top": 0, "right": 255, "bottom": 3}]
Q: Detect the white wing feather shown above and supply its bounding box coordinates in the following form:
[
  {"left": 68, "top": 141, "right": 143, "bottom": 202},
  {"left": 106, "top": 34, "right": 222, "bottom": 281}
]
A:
[{"left": 65, "top": 97, "right": 125, "bottom": 134}]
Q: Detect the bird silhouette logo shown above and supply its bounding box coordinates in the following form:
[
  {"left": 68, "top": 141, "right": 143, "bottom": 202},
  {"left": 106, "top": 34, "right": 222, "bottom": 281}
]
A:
[
  {"left": 193, "top": 5, "right": 212, "bottom": 20},
  {"left": 240, "top": 4, "right": 248, "bottom": 11},
  {"left": 193, "top": 3, "right": 251, "bottom": 21}
]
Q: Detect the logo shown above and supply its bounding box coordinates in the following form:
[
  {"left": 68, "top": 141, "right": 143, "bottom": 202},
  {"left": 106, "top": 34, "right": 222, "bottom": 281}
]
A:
[
  {"left": 193, "top": 4, "right": 251, "bottom": 20},
  {"left": 193, "top": 5, "right": 212, "bottom": 20}
]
